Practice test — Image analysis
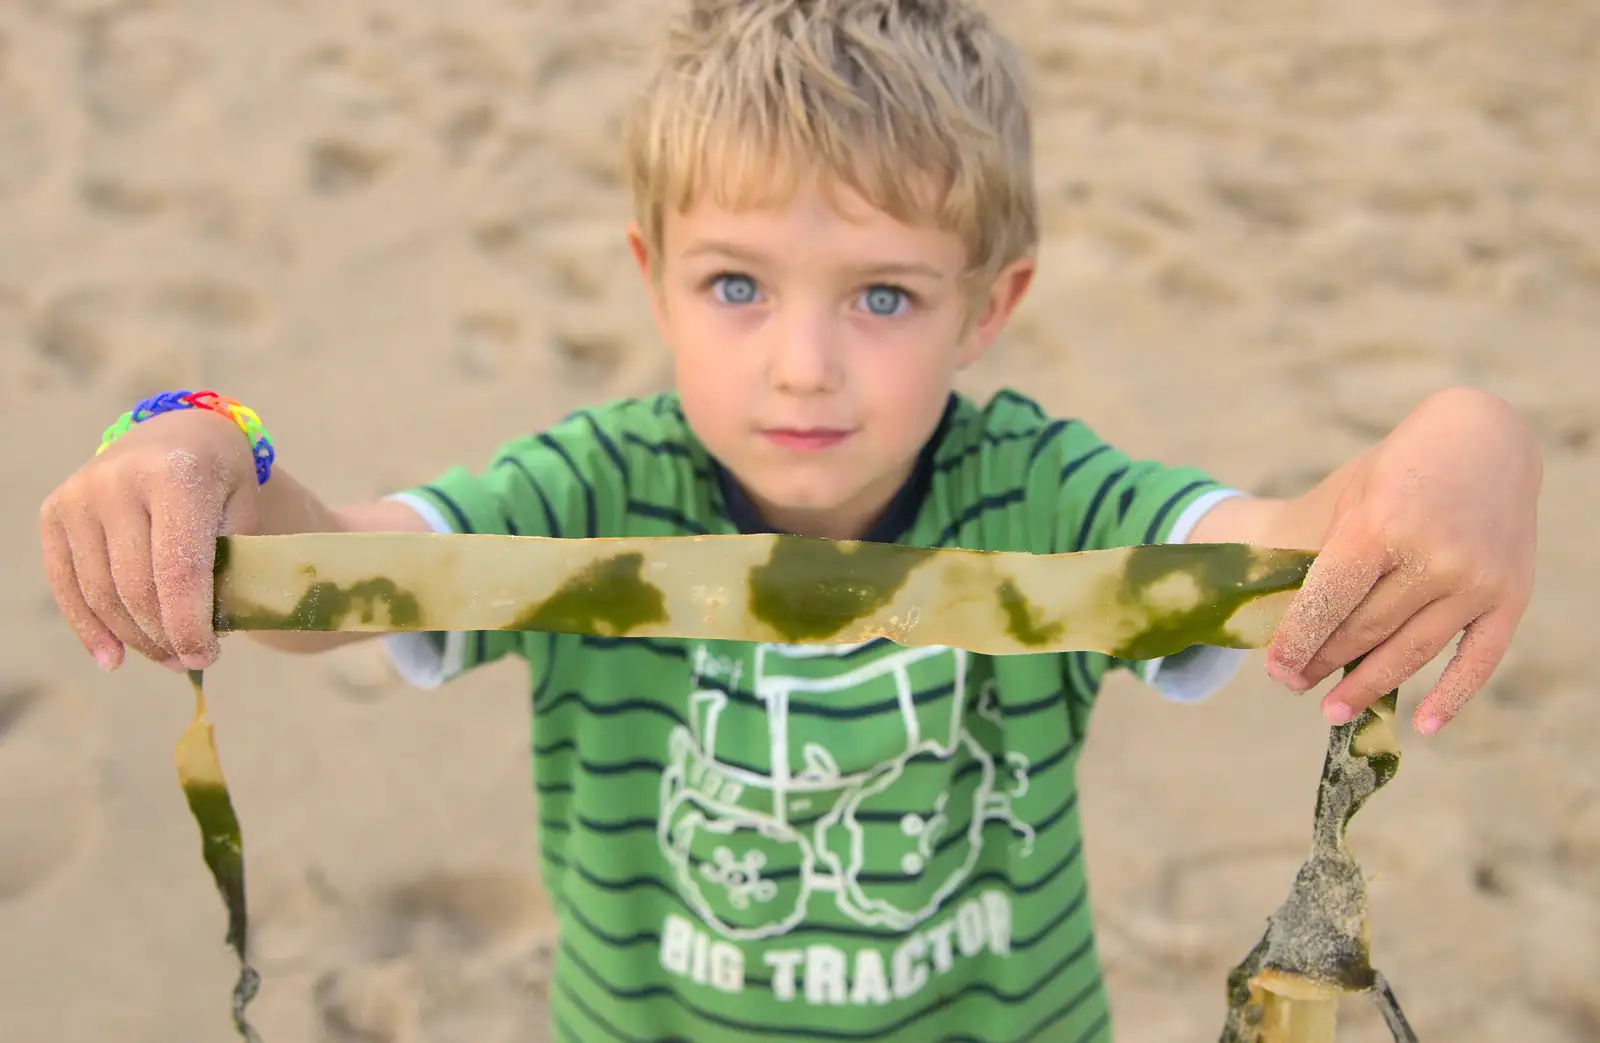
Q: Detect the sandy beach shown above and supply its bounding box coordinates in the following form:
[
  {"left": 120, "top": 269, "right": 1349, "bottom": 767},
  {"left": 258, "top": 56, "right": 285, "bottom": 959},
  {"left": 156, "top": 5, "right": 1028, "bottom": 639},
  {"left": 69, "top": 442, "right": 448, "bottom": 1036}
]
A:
[{"left": 0, "top": 0, "right": 1596, "bottom": 1040}]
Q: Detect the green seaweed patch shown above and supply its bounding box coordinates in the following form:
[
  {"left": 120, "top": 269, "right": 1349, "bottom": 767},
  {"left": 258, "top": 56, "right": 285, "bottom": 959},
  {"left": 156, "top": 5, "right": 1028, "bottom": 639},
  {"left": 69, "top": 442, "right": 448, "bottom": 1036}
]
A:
[
  {"left": 1312, "top": 690, "right": 1401, "bottom": 839},
  {"left": 996, "top": 579, "right": 1064, "bottom": 647},
  {"left": 505, "top": 552, "right": 667, "bottom": 636},
  {"left": 1108, "top": 544, "right": 1314, "bottom": 661},
  {"left": 180, "top": 669, "right": 261, "bottom": 1043},
  {"left": 181, "top": 779, "right": 249, "bottom": 955},
  {"left": 1366, "top": 752, "right": 1400, "bottom": 795},
  {"left": 748, "top": 537, "right": 937, "bottom": 643},
  {"left": 216, "top": 577, "right": 424, "bottom": 632}
]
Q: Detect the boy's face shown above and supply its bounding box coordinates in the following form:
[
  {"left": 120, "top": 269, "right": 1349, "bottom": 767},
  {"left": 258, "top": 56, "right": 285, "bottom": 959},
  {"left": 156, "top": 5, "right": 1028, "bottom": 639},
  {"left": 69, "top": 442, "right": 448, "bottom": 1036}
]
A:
[{"left": 629, "top": 176, "right": 1034, "bottom": 540}]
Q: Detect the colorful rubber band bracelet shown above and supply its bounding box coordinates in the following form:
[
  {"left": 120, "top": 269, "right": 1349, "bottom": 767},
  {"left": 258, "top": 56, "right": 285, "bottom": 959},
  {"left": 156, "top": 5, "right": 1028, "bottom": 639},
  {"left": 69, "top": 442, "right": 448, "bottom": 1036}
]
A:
[{"left": 97, "top": 390, "right": 276, "bottom": 485}]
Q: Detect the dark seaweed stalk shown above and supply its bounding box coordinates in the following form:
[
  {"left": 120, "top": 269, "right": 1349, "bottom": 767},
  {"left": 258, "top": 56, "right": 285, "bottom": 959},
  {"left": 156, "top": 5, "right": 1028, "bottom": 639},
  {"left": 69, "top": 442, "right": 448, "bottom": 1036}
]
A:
[
  {"left": 179, "top": 670, "right": 262, "bottom": 1043},
  {"left": 1372, "top": 974, "right": 1420, "bottom": 1043},
  {"left": 1218, "top": 658, "right": 1418, "bottom": 1042}
]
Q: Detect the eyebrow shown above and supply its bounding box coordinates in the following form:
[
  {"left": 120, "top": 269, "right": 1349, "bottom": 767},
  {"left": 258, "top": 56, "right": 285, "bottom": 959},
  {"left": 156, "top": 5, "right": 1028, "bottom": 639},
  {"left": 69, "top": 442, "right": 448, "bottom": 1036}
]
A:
[{"left": 683, "top": 240, "right": 949, "bottom": 281}]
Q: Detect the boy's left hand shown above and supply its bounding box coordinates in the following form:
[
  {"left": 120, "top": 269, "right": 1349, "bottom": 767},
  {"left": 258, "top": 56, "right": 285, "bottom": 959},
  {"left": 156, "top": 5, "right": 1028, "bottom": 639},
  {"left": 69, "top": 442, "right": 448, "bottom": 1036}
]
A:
[{"left": 1265, "top": 388, "right": 1541, "bottom": 735}]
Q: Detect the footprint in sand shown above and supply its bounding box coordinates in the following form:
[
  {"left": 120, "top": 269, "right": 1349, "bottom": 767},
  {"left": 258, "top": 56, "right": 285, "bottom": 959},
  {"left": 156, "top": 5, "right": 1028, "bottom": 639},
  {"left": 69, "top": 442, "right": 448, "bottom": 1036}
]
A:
[
  {"left": 0, "top": 59, "right": 52, "bottom": 202},
  {"left": 307, "top": 137, "right": 395, "bottom": 195},
  {"left": 312, "top": 868, "right": 558, "bottom": 1043},
  {"left": 29, "top": 279, "right": 270, "bottom": 399},
  {"left": 1287, "top": 338, "right": 1468, "bottom": 440},
  {"left": 76, "top": 11, "right": 201, "bottom": 131},
  {"left": 1207, "top": 170, "right": 1312, "bottom": 234},
  {"left": 465, "top": 210, "right": 657, "bottom": 393},
  {"left": 0, "top": 681, "right": 97, "bottom": 904},
  {"left": 77, "top": 161, "right": 290, "bottom": 257},
  {"left": 550, "top": 325, "right": 626, "bottom": 390},
  {"left": 454, "top": 311, "right": 522, "bottom": 382},
  {"left": 1131, "top": 835, "right": 1409, "bottom": 966},
  {"left": 0, "top": 287, "right": 49, "bottom": 404}
]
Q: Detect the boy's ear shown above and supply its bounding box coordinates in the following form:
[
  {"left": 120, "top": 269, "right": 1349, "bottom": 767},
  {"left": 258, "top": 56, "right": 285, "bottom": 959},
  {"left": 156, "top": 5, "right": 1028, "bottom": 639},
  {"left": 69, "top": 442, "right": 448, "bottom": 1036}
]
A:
[
  {"left": 627, "top": 222, "right": 652, "bottom": 280},
  {"left": 627, "top": 222, "right": 669, "bottom": 329},
  {"left": 957, "top": 256, "right": 1036, "bottom": 368}
]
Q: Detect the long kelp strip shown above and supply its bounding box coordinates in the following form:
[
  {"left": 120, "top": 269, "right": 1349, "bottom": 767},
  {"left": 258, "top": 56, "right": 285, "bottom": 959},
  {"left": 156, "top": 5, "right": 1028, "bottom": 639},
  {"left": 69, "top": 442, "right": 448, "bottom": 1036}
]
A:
[
  {"left": 211, "top": 533, "right": 1316, "bottom": 658},
  {"left": 183, "top": 532, "right": 1424, "bottom": 1041}
]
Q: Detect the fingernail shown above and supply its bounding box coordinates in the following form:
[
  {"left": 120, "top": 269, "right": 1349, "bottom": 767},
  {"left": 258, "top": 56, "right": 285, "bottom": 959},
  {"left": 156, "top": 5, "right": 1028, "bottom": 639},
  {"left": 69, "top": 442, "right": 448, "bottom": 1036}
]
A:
[
  {"left": 160, "top": 656, "right": 188, "bottom": 674},
  {"left": 180, "top": 651, "right": 216, "bottom": 672},
  {"left": 1324, "top": 701, "right": 1354, "bottom": 724},
  {"left": 1269, "top": 661, "right": 1310, "bottom": 691},
  {"left": 93, "top": 647, "right": 117, "bottom": 671},
  {"left": 1418, "top": 715, "right": 1443, "bottom": 735}
]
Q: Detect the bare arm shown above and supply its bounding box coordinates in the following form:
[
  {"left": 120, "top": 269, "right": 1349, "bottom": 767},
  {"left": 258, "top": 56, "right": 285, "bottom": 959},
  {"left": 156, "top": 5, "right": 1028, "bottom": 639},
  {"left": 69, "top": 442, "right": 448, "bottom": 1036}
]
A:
[
  {"left": 1186, "top": 447, "right": 1375, "bottom": 550},
  {"left": 242, "top": 470, "right": 435, "bottom": 655}
]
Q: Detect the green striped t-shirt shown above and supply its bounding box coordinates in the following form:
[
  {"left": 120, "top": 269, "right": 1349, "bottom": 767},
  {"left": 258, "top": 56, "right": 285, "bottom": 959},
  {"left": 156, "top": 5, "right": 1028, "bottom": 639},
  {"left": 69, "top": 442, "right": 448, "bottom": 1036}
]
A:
[{"left": 385, "top": 389, "right": 1242, "bottom": 1043}]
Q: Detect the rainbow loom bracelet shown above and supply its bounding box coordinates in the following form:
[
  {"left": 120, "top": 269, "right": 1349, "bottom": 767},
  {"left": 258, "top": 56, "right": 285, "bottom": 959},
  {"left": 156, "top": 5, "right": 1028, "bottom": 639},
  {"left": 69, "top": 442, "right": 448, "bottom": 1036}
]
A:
[{"left": 97, "top": 390, "right": 276, "bottom": 485}]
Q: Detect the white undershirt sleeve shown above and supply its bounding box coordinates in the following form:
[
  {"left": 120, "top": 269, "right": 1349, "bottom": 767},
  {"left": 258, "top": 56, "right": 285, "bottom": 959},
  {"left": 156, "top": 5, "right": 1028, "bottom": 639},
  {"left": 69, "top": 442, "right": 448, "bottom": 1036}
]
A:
[
  {"left": 380, "top": 492, "right": 466, "bottom": 689},
  {"left": 1137, "top": 489, "right": 1251, "bottom": 703}
]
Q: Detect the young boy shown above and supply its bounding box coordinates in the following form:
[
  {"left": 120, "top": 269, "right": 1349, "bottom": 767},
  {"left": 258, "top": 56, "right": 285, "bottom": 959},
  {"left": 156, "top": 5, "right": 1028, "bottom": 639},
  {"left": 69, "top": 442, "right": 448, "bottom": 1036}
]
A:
[{"left": 39, "top": 0, "right": 1540, "bottom": 1039}]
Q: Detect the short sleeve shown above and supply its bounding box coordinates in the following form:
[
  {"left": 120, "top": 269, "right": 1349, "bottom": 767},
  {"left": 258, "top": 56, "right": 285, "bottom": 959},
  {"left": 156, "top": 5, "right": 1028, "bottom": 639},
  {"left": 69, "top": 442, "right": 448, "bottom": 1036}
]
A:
[
  {"left": 1028, "top": 419, "right": 1250, "bottom": 702},
  {"left": 381, "top": 410, "right": 629, "bottom": 688},
  {"left": 1029, "top": 420, "right": 1232, "bottom": 554}
]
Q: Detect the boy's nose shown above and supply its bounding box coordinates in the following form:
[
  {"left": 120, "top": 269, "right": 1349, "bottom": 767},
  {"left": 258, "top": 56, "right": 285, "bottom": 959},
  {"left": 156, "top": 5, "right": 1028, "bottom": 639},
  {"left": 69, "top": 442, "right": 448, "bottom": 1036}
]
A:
[{"left": 768, "top": 310, "right": 842, "bottom": 395}]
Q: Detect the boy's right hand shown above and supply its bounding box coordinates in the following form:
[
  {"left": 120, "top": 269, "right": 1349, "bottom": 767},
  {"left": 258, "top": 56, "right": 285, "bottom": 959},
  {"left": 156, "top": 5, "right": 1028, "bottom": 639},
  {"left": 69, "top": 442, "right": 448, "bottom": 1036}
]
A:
[{"left": 39, "top": 408, "right": 262, "bottom": 673}]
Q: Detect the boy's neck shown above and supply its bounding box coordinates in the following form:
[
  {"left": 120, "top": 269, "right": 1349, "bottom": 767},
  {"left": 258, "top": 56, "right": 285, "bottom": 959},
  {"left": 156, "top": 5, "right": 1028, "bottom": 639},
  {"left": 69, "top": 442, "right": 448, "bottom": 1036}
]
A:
[{"left": 712, "top": 394, "right": 959, "bottom": 544}]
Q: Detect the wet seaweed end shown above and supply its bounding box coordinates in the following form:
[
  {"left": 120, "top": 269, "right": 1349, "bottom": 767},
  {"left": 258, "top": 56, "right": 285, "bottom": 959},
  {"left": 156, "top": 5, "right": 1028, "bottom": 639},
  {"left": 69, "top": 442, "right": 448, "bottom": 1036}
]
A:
[
  {"left": 178, "top": 670, "right": 263, "bottom": 1043},
  {"left": 748, "top": 537, "right": 936, "bottom": 643},
  {"left": 1217, "top": 657, "right": 1418, "bottom": 1042}
]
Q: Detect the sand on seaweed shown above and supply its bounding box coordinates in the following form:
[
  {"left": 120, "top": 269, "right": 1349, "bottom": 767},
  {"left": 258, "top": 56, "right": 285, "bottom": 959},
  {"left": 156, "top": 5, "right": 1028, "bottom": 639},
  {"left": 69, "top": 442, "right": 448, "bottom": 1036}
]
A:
[{"left": 0, "top": 1, "right": 1595, "bottom": 1040}]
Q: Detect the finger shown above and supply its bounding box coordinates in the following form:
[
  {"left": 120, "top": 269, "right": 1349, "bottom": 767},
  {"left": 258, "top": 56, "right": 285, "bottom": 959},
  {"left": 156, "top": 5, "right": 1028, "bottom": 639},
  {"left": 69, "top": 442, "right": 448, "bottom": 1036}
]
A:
[
  {"left": 40, "top": 504, "right": 122, "bottom": 668},
  {"left": 1267, "top": 524, "right": 1388, "bottom": 687},
  {"left": 1295, "top": 563, "right": 1439, "bottom": 690},
  {"left": 1320, "top": 596, "right": 1467, "bottom": 723},
  {"left": 1414, "top": 603, "right": 1522, "bottom": 734},
  {"left": 60, "top": 507, "right": 173, "bottom": 666},
  {"left": 149, "top": 483, "right": 225, "bottom": 669},
  {"left": 101, "top": 500, "right": 173, "bottom": 658}
]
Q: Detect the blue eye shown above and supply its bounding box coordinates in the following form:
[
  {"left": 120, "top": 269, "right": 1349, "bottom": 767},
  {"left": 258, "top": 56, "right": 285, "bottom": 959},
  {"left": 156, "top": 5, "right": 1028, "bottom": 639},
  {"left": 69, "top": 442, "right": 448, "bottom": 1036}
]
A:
[
  {"left": 860, "top": 285, "right": 908, "bottom": 317},
  {"left": 712, "top": 274, "right": 761, "bottom": 305}
]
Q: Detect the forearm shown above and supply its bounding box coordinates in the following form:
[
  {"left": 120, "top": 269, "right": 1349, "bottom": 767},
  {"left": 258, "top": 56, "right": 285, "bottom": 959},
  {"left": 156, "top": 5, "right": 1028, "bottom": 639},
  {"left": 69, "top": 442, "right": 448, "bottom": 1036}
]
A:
[
  {"left": 1188, "top": 445, "right": 1377, "bottom": 551},
  {"left": 1262, "top": 447, "right": 1377, "bottom": 550},
  {"left": 243, "top": 471, "right": 431, "bottom": 655},
  {"left": 251, "top": 467, "right": 344, "bottom": 537}
]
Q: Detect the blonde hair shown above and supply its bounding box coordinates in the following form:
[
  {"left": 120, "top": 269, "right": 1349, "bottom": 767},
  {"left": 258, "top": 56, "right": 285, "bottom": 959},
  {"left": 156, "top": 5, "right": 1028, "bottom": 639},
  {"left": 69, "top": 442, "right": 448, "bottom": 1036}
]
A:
[{"left": 623, "top": 0, "right": 1038, "bottom": 281}]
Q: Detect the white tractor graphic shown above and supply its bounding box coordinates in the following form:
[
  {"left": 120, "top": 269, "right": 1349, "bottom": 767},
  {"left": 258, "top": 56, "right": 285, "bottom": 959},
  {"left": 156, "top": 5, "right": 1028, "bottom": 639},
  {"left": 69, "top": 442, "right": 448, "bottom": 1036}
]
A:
[{"left": 658, "top": 641, "right": 1034, "bottom": 942}]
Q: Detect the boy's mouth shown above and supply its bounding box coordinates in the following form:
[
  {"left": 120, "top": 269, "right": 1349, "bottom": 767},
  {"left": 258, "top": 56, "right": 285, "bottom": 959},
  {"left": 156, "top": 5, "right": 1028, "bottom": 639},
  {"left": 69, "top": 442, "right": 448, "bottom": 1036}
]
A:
[{"left": 761, "top": 427, "right": 855, "bottom": 451}]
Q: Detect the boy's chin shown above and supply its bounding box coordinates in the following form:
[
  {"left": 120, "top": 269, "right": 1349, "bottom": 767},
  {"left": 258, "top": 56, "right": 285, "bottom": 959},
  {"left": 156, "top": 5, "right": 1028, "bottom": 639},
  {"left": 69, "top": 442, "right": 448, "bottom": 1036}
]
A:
[
  {"left": 745, "top": 476, "right": 892, "bottom": 533},
  {"left": 753, "top": 482, "right": 857, "bottom": 516}
]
